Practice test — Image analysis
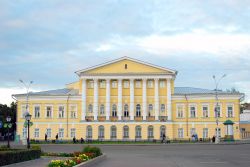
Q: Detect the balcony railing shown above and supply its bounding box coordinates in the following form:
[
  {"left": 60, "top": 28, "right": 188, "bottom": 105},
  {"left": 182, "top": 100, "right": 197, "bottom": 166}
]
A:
[
  {"left": 98, "top": 116, "right": 106, "bottom": 122},
  {"left": 85, "top": 116, "right": 94, "bottom": 122},
  {"left": 110, "top": 116, "right": 118, "bottom": 122},
  {"left": 159, "top": 116, "right": 168, "bottom": 122},
  {"left": 134, "top": 116, "right": 143, "bottom": 121},
  {"left": 122, "top": 116, "right": 130, "bottom": 121},
  {"left": 147, "top": 116, "right": 155, "bottom": 121}
]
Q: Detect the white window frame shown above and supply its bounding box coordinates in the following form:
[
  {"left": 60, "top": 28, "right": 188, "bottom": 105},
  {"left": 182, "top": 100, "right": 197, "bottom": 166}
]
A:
[
  {"left": 123, "top": 126, "right": 129, "bottom": 138},
  {"left": 202, "top": 104, "right": 209, "bottom": 118},
  {"left": 111, "top": 81, "right": 117, "bottom": 88},
  {"left": 159, "top": 80, "right": 165, "bottom": 88},
  {"left": 100, "top": 104, "right": 105, "bottom": 115},
  {"left": 45, "top": 105, "right": 53, "bottom": 118},
  {"left": 100, "top": 80, "right": 106, "bottom": 88},
  {"left": 21, "top": 104, "right": 28, "bottom": 118},
  {"left": 46, "top": 128, "right": 52, "bottom": 138},
  {"left": 203, "top": 128, "right": 208, "bottom": 138},
  {"left": 59, "top": 128, "right": 64, "bottom": 138},
  {"left": 178, "top": 128, "right": 184, "bottom": 138},
  {"left": 70, "top": 104, "right": 77, "bottom": 119},
  {"left": 34, "top": 128, "right": 39, "bottom": 138},
  {"left": 33, "top": 105, "right": 41, "bottom": 119},
  {"left": 214, "top": 103, "right": 222, "bottom": 118},
  {"left": 135, "top": 80, "right": 141, "bottom": 88},
  {"left": 148, "top": 104, "right": 153, "bottom": 116},
  {"left": 147, "top": 80, "right": 153, "bottom": 88},
  {"left": 189, "top": 104, "right": 197, "bottom": 118},
  {"left": 88, "top": 81, "right": 94, "bottom": 88},
  {"left": 58, "top": 105, "right": 65, "bottom": 118},
  {"left": 215, "top": 128, "right": 221, "bottom": 137},
  {"left": 88, "top": 104, "right": 93, "bottom": 113},
  {"left": 123, "top": 81, "right": 129, "bottom": 88},
  {"left": 226, "top": 104, "right": 234, "bottom": 118},
  {"left": 160, "top": 104, "right": 165, "bottom": 112},
  {"left": 22, "top": 127, "right": 27, "bottom": 139},
  {"left": 70, "top": 128, "right": 76, "bottom": 138},
  {"left": 176, "top": 104, "right": 184, "bottom": 118},
  {"left": 190, "top": 128, "right": 196, "bottom": 135}
]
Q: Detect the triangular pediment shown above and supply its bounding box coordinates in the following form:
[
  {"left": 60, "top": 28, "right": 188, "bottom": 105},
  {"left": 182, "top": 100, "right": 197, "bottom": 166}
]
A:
[{"left": 75, "top": 57, "right": 177, "bottom": 76}]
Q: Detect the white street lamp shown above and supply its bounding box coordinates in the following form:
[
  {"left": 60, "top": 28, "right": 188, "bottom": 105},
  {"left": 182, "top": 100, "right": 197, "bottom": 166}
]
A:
[{"left": 25, "top": 113, "right": 32, "bottom": 149}]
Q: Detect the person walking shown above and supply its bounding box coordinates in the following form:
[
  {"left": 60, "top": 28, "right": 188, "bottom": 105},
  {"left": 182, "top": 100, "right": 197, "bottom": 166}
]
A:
[
  {"left": 45, "top": 133, "right": 48, "bottom": 142},
  {"left": 162, "top": 133, "right": 166, "bottom": 143},
  {"left": 55, "top": 133, "right": 58, "bottom": 143},
  {"left": 73, "top": 136, "right": 76, "bottom": 144}
]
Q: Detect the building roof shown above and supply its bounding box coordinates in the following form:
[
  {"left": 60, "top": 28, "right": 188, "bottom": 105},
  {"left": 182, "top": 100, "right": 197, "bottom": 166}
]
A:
[{"left": 13, "top": 87, "right": 241, "bottom": 97}]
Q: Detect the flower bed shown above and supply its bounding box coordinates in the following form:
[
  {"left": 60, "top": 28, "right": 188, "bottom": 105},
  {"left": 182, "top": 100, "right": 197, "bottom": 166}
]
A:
[{"left": 47, "top": 146, "right": 102, "bottom": 167}]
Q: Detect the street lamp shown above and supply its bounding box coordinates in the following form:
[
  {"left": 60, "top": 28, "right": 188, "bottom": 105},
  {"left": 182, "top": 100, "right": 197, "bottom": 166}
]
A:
[
  {"left": 6, "top": 116, "right": 11, "bottom": 148},
  {"left": 25, "top": 113, "right": 32, "bottom": 149},
  {"left": 213, "top": 74, "right": 226, "bottom": 144},
  {"left": 19, "top": 80, "right": 33, "bottom": 113}
]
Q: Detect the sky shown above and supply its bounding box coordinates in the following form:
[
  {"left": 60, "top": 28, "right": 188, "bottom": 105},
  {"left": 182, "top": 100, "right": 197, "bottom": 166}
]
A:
[{"left": 0, "top": 0, "right": 250, "bottom": 105}]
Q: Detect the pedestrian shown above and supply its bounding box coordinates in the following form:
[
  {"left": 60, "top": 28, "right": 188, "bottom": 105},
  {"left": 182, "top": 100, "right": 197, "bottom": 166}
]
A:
[
  {"left": 45, "top": 133, "right": 48, "bottom": 142},
  {"left": 162, "top": 133, "right": 166, "bottom": 143},
  {"left": 55, "top": 133, "right": 58, "bottom": 143},
  {"left": 81, "top": 137, "right": 84, "bottom": 144},
  {"left": 73, "top": 136, "right": 76, "bottom": 144},
  {"left": 212, "top": 135, "right": 215, "bottom": 143}
]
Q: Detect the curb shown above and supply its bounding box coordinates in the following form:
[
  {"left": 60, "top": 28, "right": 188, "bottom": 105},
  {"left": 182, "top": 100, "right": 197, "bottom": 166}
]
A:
[{"left": 75, "top": 154, "right": 107, "bottom": 167}]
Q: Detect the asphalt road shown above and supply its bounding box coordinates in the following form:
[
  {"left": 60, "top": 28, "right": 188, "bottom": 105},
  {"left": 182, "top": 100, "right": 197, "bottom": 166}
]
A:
[{"left": 39, "top": 144, "right": 250, "bottom": 167}]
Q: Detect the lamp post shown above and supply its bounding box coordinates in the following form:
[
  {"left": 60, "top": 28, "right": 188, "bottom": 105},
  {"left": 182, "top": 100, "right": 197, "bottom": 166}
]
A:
[
  {"left": 25, "top": 113, "right": 32, "bottom": 149},
  {"left": 213, "top": 74, "right": 226, "bottom": 144},
  {"left": 19, "top": 80, "right": 33, "bottom": 115},
  {"left": 6, "top": 116, "right": 11, "bottom": 148}
]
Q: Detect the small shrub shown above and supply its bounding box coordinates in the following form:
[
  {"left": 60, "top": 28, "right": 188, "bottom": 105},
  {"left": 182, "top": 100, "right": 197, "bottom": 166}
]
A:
[{"left": 83, "top": 146, "right": 102, "bottom": 157}]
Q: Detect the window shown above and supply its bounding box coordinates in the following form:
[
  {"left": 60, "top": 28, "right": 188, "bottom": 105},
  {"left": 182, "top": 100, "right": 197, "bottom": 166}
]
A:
[
  {"left": 123, "top": 81, "right": 129, "bottom": 88},
  {"left": 98, "top": 126, "right": 105, "bottom": 139},
  {"left": 135, "top": 80, "right": 141, "bottom": 88},
  {"left": 100, "top": 80, "right": 106, "bottom": 88},
  {"left": 202, "top": 105, "right": 209, "bottom": 117},
  {"left": 100, "top": 104, "right": 105, "bottom": 115},
  {"left": 59, "top": 128, "right": 64, "bottom": 138},
  {"left": 135, "top": 126, "right": 141, "bottom": 138},
  {"left": 34, "top": 106, "right": 40, "bottom": 118},
  {"left": 227, "top": 105, "right": 233, "bottom": 117},
  {"left": 177, "top": 105, "right": 184, "bottom": 118},
  {"left": 112, "top": 104, "right": 117, "bottom": 117},
  {"left": 112, "top": 81, "right": 117, "bottom": 88},
  {"left": 215, "top": 105, "right": 221, "bottom": 117},
  {"left": 46, "top": 128, "right": 51, "bottom": 138},
  {"left": 148, "top": 104, "right": 153, "bottom": 116},
  {"left": 148, "top": 126, "right": 154, "bottom": 138},
  {"left": 125, "top": 64, "right": 128, "bottom": 69},
  {"left": 190, "top": 106, "right": 196, "bottom": 118},
  {"left": 88, "top": 81, "right": 93, "bottom": 88},
  {"left": 22, "top": 128, "right": 27, "bottom": 138},
  {"left": 203, "top": 128, "right": 208, "bottom": 138},
  {"left": 190, "top": 128, "right": 196, "bottom": 136},
  {"left": 136, "top": 104, "right": 141, "bottom": 117},
  {"left": 46, "top": 106, "right": 52, "bottom": 118},
  {"left": 88, "top": 104, "right": 93, "bottom": 113},
  {"left": 34, "top": 128, "right": 39, "bottom": 138},
  {"left": 215, "top": 128, "right": 221, "bottom": 137},
  {"left": 178, "top": 128, "right": 184, "bottom": 138},
  {"left": 58, "top": 106, "right": 65, "bottom": 118},
  {"left": 160, "top": 80, "right": 165, "bottom": 88},
  {"left": 70, "top": 105, "right": 77, "bottom": 118},
  {"left": 124, "top": 104, "right": 129, "bottom": 117},
  {"left": 21, "top": 105, "right": 28, "bottom": 118},
  {"left": 147, "top": 80, "right": 153, "bottom": 88},
  {"left": 70, "top": 128, "right": 76, "bottom": 138},
  {"left": 123, "top": 126, "right": 129, "bottom": 138},
  {"left": 160, "top": 104, "right": 165, "bottom": 112},
  {"left": 160, "top": 125, "right": 166, "bottom": 138},
  {"left": 111, "top": 126, "right": 117, "bottom": 139},
  {"left": 86, "top": 126, "right": 92, "bottom": 139}
]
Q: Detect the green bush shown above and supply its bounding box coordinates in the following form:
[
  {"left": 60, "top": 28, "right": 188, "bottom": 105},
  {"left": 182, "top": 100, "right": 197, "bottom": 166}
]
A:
[
  {"left": 83, "top": 146, "right": 102, "bottom": 157},
  {"left": 0, "top": 148, "right": 41, "bottom": 166}
]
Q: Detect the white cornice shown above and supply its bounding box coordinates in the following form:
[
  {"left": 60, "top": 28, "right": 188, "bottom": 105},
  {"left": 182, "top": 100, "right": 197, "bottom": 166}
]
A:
[
  {"left": 172, "top": 94, "right": 243, "bottom": 100},
  {"left": 80, "top": 75, "right": 173, "bottom": 80}
]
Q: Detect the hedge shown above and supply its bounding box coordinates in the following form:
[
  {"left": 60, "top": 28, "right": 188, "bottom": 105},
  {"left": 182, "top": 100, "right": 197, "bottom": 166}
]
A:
[{"left": 0, "top": 147, "right": 41, "bottom": 166}]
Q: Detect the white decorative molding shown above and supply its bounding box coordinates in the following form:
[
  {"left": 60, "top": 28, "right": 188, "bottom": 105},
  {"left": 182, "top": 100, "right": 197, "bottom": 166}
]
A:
[
  {"left": 130, "top": 79, "right": 134, "bottom": 120},
  {"left": 154, "top": 78, "right": 159, "bottom": 120},
  {"left": 93, "top": 79, "right": 98, "bottom": 120},
  {"left": 106, "top": 79, "right": 111, "bottom": 120},
  {"left": 142, "top": 79, "right": 147, "bottom": 120}
]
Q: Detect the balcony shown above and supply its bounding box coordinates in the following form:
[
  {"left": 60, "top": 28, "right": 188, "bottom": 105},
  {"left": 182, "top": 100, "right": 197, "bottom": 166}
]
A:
[
  {"left": 110, "top": 116, "right": 118, "bottom": 122},
  {"left": 122, "top": 116, "right": 130, "bottom": 121},
  {"left": 85, "top": 116, "right": 94, "bottom": 122},
  {"left": 159, "top": 116, "right": 168, "bottom": 122},
  {"left": 134, "top": 116, "right": 143, "bottom": 121},
  {"left": 98, "top": 116, "right": 106, "bottom": 122},
  {"left": 147, "top": 116, "right": 155, "bottom": 121}
]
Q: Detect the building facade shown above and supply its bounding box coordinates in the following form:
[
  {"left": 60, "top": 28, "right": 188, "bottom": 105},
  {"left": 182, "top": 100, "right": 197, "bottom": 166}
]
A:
[{"left": 14, "top": 57, "right": 244, "bottom": 141}]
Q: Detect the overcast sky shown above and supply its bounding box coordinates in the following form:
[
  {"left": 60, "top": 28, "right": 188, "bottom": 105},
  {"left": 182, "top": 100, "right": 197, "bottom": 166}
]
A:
[{"left": 0, "top": 0, "right": 250, "bottom": 105}]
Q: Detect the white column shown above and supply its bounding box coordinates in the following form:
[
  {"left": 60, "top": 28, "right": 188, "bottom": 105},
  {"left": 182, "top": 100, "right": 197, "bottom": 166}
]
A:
[
  {"left": 167, "top": 79, "right": 172, "bottom": 120},
  {"left": 118, "top": 79, "right": 122, "bottom": 120},
  {"left": 142, "top": 78, "right": 147, "bottom": 120},
  {"left": 81, "top": 79, "right": 86, "bottom": 120},
  {"left": 93, "top": 79, "right": 98, "bottom": 121},
  {"left": 154, "top": 78, "right": 159, "bottom": 120},
  {"left": 105, "top": 79, "right": 110, "bottom": 120},
  {"left": 130, "top": 79, "right": 134, "bottom": 120}
]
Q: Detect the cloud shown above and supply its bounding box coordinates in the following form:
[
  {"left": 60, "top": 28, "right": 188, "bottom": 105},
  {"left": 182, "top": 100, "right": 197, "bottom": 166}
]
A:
[{"left": 95, "top": 44, "right": 114, "bottom": 52}]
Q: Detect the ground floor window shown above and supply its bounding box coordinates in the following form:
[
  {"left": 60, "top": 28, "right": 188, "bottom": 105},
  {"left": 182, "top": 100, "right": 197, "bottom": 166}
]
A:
[
  {"left": 135, "top": 126, "right": 142, "bottom": 138},
  {"left": 148, "top": 125, "right": 154, "bottom": 138},
  {"left": 203, "top": 128, "right": 208, "bottom": 138},
  {"left": 59, "top": 128, "right": 64, "bottom": 138},
  {"left": 190, "top": 128, "right": 196, "bottom": 136},
  {"left": 215, "top": 128, "right": 221, "bottom": 137},
  {"left": 70, "top": 128, "right": 76, "bottom": 138},
  {"left": 99, "top": 125, "right": 105, "bottom": 139},
  {"left": 123, "top": 126, "right": 129, "bottom": 138},
  {"left": 22, "top": 128, "right": 27, "bottom": 138},
  {"left": 160, "top": 125, "right": 166, "bottom": 138},
  {"left": 111, "top": 126, "right": 117, "bottom": 139},
  {"left": 46, "top": 128, "right": 51, "bottom": 138},
  {"left": 87, "top": 126, "right": 92, "bottom": 139},
  {"left": 178, "top": 128, "right": 184, "bottom": 138},
  {"left": 34, "top": 128, "right": 39, "bottom": 138}
]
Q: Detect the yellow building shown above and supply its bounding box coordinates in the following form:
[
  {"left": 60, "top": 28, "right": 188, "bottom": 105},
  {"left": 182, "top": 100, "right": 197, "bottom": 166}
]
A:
[{"left": 14, "top": 57, "right": 244, "bottom": 141}]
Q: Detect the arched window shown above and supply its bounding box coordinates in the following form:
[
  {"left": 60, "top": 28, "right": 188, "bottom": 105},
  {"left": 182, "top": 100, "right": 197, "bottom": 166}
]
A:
[
  {"left": 112, "top": 104, "right": 117, "bottom": 117},
  {"left": 123, "top": 126, "right": 129, "bottom": 138},
  {"left": 88, "top": 104, "right": 93, "bottom": 113},
  {"left": 100, "top": 104, "right": 105, "bottom": 115},
  {"left": 148, "top": 125, "right": 154, "bottom": 138},
  {"left": 124, "top": 104, "right": 129, "bottom": 117},
  {"left": 160, "top": 125, "right": 166, "bottom": 138},
  {"left": 98, "top": 125, "right": 104, "bottom": 139},
  {"left": 86, "top": 125, "right": 92, "bottom": 139},
  {"left": 111, "top": 125, "right": 117, "bottom": 139},
  {"left": 135, "top": 125, "right": 141, "bottom": 138},
  {"left": 148, "top": 104, "right": 153, "bottom": 116},
  {"left": 136, "top": 104, "right": 141, "bottom": 117}
]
